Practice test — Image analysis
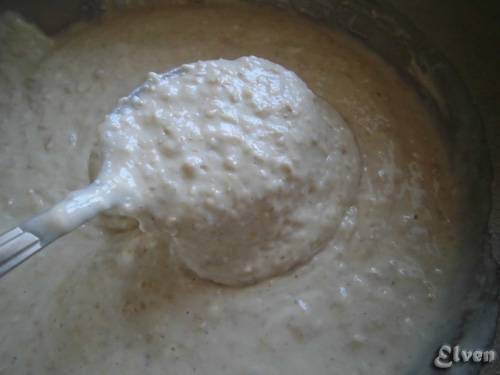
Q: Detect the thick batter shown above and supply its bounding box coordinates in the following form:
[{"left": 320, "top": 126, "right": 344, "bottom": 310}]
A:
[
  {"left": 90, "top": 56, "right": 360, "bottom": 285},
  {"left": 0, "top": 3, "right": 465, "bottom": 374}
]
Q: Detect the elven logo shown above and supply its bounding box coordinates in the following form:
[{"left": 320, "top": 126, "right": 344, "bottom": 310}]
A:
[{"left": 434, "top": 344, "right": 496, "bottom": 369}]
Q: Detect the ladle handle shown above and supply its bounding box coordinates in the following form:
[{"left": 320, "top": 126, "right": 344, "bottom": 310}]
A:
[
  {"left": 0, "top": 181, "right": 116, "bottom": 278},
  {"left": 0, "top": 227, "right": 42, "bottom": 277}
]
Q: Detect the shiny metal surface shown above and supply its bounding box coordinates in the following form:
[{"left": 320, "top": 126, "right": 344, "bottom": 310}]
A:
[{"left": 0, "top": 227, "right": 41, "bottom": 277}]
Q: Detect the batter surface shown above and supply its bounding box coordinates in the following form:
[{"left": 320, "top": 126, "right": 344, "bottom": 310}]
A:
[
  {"left": 92, "top": 56, "right": 360, "bottom": 285},
  {"left": 0, "top": 3, "right": 464, "bottom": 374}
]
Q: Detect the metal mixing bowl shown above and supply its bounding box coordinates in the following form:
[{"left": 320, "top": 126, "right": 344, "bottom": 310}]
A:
[{"left": 0, "top": 0, "right": 497, "bottom": 374}]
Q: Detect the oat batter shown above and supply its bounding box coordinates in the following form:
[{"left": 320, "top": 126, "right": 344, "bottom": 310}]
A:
[
  {"left": 0, "top": 3, "right": 465, "bottom": 374},
  {"left": 89, "top": 56, "right": 359, "bottom": 285}
]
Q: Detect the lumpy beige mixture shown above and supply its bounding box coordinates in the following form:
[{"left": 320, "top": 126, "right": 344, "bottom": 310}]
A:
[
  {"left": 92, "top": 56, "right": 359, "bottom": 285},
  {"left": 0, "top": 3, "right": 464, "bottom": 374}
]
